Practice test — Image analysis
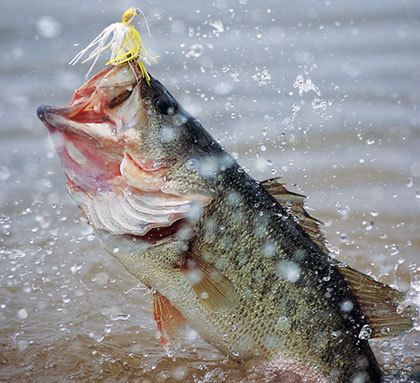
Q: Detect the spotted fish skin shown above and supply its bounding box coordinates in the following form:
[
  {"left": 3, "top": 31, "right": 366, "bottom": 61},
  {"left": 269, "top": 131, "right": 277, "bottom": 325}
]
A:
[{"left": 38, "top": 61, "right": 414, "bottom": 383}]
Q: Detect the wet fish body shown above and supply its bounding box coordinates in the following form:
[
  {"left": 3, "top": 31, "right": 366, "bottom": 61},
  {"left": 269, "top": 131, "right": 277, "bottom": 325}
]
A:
[{"left": 37, "top": 63, "right": 414, "bottom": 383}]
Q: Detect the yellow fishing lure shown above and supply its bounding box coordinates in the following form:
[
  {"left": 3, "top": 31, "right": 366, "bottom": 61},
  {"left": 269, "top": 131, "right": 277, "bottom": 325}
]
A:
[{"left": 70, "top": 8, "right": 157, "bottom": 84}]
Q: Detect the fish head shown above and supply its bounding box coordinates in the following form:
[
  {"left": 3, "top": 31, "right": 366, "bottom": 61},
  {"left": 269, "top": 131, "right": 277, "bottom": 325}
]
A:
[{"left": 37, "top": 63, "right": 225, "bottom": 238}]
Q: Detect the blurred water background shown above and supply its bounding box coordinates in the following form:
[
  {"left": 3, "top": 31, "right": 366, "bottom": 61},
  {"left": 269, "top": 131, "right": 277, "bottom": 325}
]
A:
[{"left": 0, "top": 0, "right": 419, "bottom": 381}]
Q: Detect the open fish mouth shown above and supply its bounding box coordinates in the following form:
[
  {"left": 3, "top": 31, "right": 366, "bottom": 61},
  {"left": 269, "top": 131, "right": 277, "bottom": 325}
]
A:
[
  {"left": 37, "top": 65, "right": 140, "bottom": 195},
  {"left": 37, "top": 64, "right": 206, "bottom": 242}
]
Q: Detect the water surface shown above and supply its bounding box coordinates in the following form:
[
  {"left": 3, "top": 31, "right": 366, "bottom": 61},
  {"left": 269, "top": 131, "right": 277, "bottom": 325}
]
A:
[{"left": 1, "top": 0, "right": 419, "bottom": 381}]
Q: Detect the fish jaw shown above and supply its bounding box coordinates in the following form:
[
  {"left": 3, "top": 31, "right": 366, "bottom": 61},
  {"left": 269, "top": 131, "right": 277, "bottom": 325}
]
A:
[
  {"left": 38, "top": 104, "right": 125, "bottom": 196},
  {"left": 36, "top": 64, "right": 144, "bottom": 197},
  {"left": 37, "top": 63, "right": 212, "bottom": 239}
]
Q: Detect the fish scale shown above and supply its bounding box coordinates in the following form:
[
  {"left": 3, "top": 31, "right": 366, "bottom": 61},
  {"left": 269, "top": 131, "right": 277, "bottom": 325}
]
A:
[
  {"left": 37, "top": 61, "right": 415, "bottom": 383},
  {"left": 185, "top": 168, "right": 367, "bottom": 377}
]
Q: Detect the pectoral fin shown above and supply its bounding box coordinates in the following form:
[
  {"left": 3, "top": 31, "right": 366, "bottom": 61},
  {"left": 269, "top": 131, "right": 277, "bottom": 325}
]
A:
[
  {"left": 152, "top": 291, "right": 187, "bottom": 350},
  {"left": 335, "top": 262, "right": 416, "bottom": 338},
  {"left": 179, "top": 253, "right": 238, "bottom": 312}
]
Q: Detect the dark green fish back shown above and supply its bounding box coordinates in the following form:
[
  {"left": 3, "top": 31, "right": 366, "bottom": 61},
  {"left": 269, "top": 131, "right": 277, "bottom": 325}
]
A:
[{"left": 192, "top": 164, "right": 382, "bottom": 382}]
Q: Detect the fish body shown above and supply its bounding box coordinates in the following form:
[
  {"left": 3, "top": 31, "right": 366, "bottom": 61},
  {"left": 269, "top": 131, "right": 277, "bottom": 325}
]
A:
[{"left": 37, "top": 62, "right": 414, "bottom": 383}]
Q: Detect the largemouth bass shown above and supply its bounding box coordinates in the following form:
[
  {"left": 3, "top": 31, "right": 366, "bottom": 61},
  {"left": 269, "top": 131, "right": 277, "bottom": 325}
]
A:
[{"left": 37, "top": 62, "right": 414, "bottom": 382}]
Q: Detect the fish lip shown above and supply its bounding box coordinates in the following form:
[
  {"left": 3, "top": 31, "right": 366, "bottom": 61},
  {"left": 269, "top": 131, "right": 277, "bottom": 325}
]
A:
[
  {"left": 37, "top": 104, "right": 71, "bottom": 124},
  {"left": 36, "top": 104, "right": 51, "bottom": 121},
  {"left": 37, "top": 65, "right": 133, "bottom": 136},
  {"left": 37, "top": 70, "right": 148, "bottom": 140},
  {"left": 37, "top": 104, "right": 101, "bottom": 144},
  {"left": 37, "top": 104, "right": 70, "bottom": 133}
]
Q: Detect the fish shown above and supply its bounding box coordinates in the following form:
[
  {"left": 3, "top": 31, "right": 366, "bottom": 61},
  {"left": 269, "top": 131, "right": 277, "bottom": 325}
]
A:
[{"left": 37, "top": 61, "right": 415, "bottom": 383}]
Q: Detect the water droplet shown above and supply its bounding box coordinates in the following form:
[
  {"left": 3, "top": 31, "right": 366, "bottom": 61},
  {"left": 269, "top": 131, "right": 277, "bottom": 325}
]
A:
[
  {"left": 35, "top": 214, "right": 52, "bottom": 229},
  {"left": 186, "top": 44, "right": 204, "bottom": 58},
  {"left": 17, "top": 340, "right": 29, "bottom": 352},
  {"left": 172, "top": 114, "right": 187, "bottom": 127},
  {"left": 198, "top": 157, "right": 219, "bottom": 178},
  {"left": 293, "top": 74, "right": 321, "bottom": 97},
  {"left": 70, "top": 264, "right": 83, "bottom": 274},
  {"left": 277, "top": 261, "right": 300, "bottom": 283},
  {"left": 341, "top": 300, "right": 354, "bottom": 312},
  {"left": 351, "top": 372, "right": 369, "bottom": 383},
  {"left": 276, "top": 316, "right": 290, "bottom": 331},
  {"left": 261, "top": 241, "right": 276, "bottom": 258},
  {"left": 364, "top": 221, "right": 374, "bottom": 231},
  {"left": 358, "top": 324, "right": 372, "bottom": 340},
  {"left": 213, "top": 81, "right": 234, "bottom": 95},
  {"left": 389, "top": 244, "right": 399, "bottom": 256},
  {"left": 406, "top": 178, "right": 413, "bottom": 188},
  {"left": 185, "top": 269, "right": 203, "bottom": 285},
  {"left": 0, "top": 165, "right": 11, "bottom": 181},
  {"left": 409, "top": 161, "right": 420, "bottom": 177},
  {"left": 36, "top": 16, "right": 62, "bottom": 39},
  {"left": 172, "top": 366, "right": 188, "bottom": 380},
  {"left": 255, "top": 157, "right": 268, "bottom": 172},
  {"left": 94, "top": 272, "right": 109, "bottom": 286},
  {"left": 186, "top": 329, "right": 199, "bottom": 340},
  {"left": 17, "top": 308, "right": 28, "bottom": 319},
  {"left": 339, "top": 233, "right": 348, "bottom": 243},
  {"left": 252, "top": 69, "right": 271, "bottom": 85},
  {"left": 209, "top": 19, "right": 224, "bottom": 34}
]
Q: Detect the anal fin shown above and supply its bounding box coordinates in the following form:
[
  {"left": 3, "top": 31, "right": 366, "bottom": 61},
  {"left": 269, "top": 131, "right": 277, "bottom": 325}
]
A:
[
  {"left": 335, "top": 262, "right": 416, "bottom": 338},
  {"left": 152, "top": 291, "right": 187, "bottom": 351},
  {"left": 180, "top": 253, "right": 238, "bottom": 312}
]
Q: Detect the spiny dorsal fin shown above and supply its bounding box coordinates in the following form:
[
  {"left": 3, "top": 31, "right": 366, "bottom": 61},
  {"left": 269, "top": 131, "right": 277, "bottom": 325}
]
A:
[
  {"left": 334, "top": 262, "right": 415, "bottom": 338},
  {"left": 261, "top": 178, "right": 416, "bottom": 337},
  {"left": 180, "top": 253, "right": 238, "bottom": 312},
  {"left": 261, "top": 177, "right": 329, "bottom": 254}
]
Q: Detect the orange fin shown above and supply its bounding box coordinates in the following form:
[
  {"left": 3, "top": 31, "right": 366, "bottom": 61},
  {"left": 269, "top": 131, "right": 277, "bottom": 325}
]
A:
[
  {"left": 152, "top": 291, "right": 187, "bottom": 350},
  {"left": 261, "top": 177, "right": 329, "bottom": 254},
  {"left": 335, "top": 262, "right": 415, "bottom": 338},
  {"left": 180, "top": 253, "right": 238, "bottom": 312}
]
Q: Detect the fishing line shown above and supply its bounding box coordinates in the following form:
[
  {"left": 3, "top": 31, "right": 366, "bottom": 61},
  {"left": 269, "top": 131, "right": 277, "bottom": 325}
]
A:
[{"left": 137, "top": 7, "right": 152, "bottom": 37}]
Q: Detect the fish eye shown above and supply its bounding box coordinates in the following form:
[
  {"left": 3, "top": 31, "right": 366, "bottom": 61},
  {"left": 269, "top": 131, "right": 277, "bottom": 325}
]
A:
[{"left": 154, "top": 96, "right": 177, "bottom": 115}]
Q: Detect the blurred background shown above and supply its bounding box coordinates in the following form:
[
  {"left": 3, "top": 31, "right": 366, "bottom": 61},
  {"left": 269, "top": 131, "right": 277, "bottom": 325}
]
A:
[{"left": 0, "top": 0, "right": 419, "bottom": 381}]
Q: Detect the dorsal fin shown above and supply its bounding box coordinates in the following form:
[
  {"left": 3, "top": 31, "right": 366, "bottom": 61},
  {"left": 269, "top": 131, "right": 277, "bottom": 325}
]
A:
[
  {"left": 261, "top": 178, "right": 416, "bottom": 338},
  {"left": 334, "top": 262, "right": 415, "bottom": 338},
  {"left": 261, "top": 178, "right": 329, "bottom": 254}
]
